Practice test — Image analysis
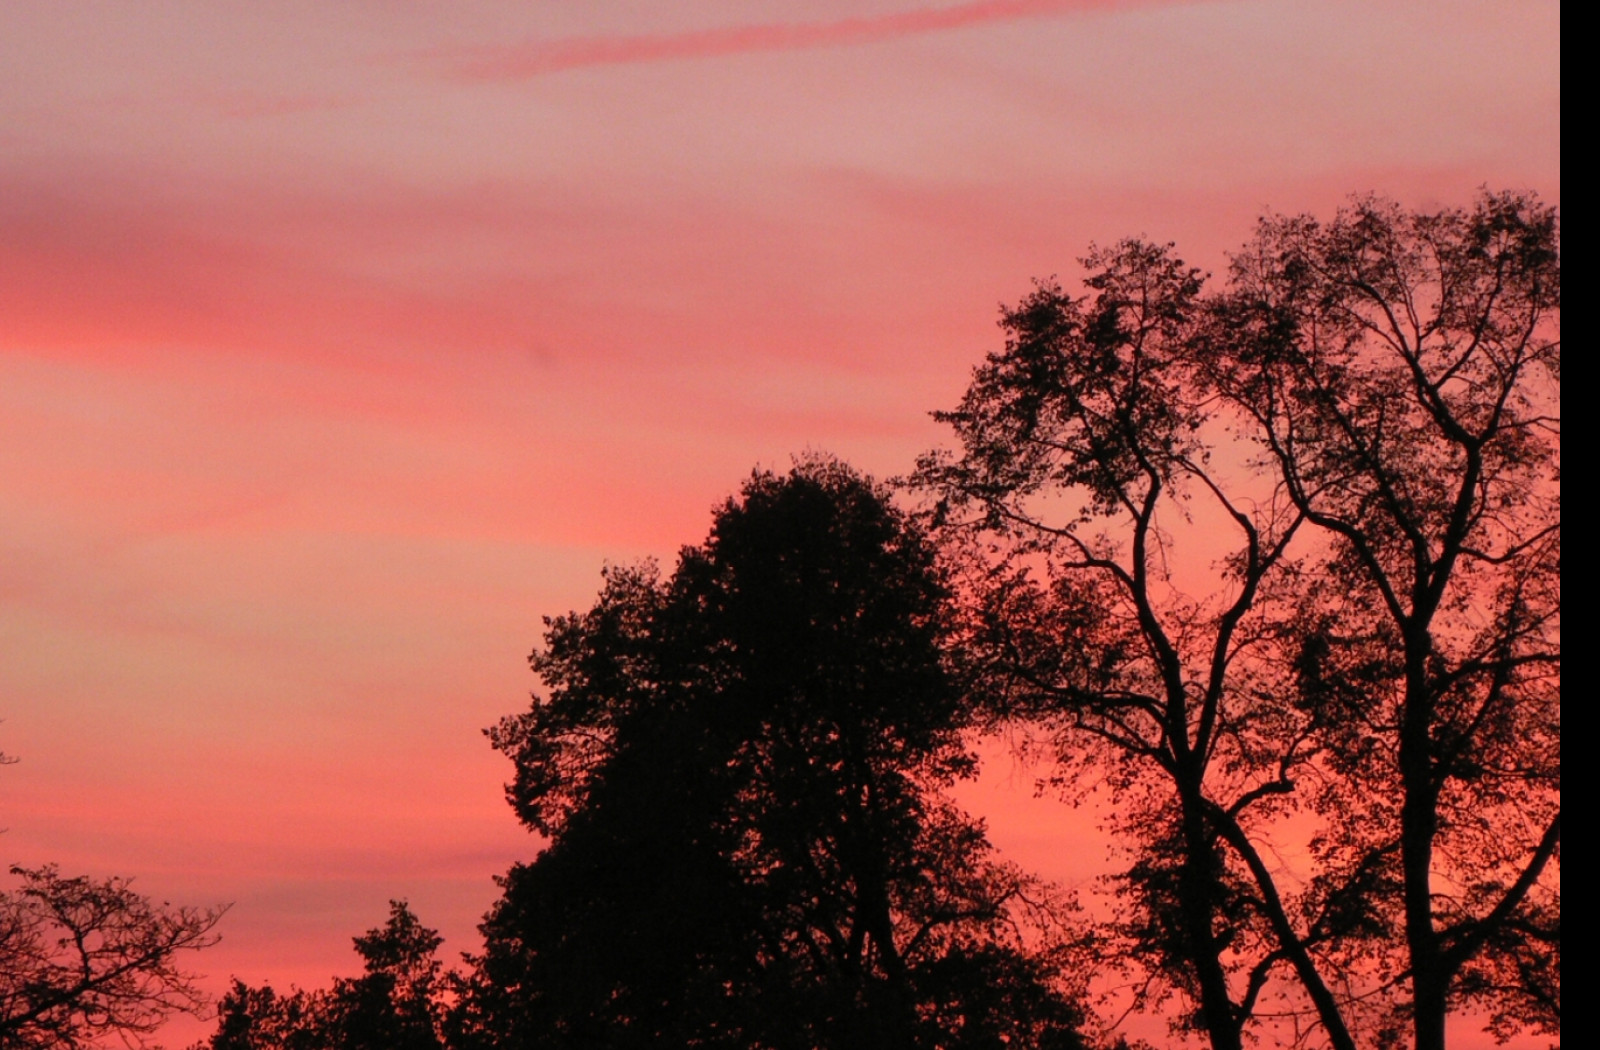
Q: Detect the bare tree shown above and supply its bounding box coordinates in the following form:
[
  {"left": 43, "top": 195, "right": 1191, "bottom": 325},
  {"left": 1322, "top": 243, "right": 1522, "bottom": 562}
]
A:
[
  {"left": 1208, "top": 191, "right": 1560, "bottom": 1050},
  {"left": 916, "top": 191, "right": 1558, "bottom": 1050},
  {"left": 915, "top": 241, "right": 1346, "bottom": 1050},
  {"left": 0, "top": 864, "right": 225, "bottom": 1049}
]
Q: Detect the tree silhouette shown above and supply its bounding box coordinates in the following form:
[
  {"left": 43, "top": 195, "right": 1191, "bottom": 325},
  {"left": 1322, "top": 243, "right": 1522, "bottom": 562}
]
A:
[
  {"left": 458, "top": 460, "right": 1085, "bottom": 1050},
  {"left": 1209, "top": 192, "right": 1560, "bottom": 1050},
  {"left": 196, "top": 900, "right": 447, "bottom": 1050},
  {"left": 916, "top": 242, "right": 1338, "bottom": 1050},
  {"left": 203, "top": 981, "right": 321, "bottom": 1050},
  {"left": 916, "top": 191, "right": 1558, "bottom": 1050},
  {"left": 0, "top": 864, "right": 224, "bottom": 1049}
]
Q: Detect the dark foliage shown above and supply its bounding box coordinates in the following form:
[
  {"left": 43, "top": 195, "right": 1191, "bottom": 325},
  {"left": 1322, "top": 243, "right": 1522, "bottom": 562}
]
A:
[
  {"left": 194, "top": 901, "right": 446, "bottom": 1050},
  {"left": 458, "top": 459, "right": 1086, "bottom": 1050}
]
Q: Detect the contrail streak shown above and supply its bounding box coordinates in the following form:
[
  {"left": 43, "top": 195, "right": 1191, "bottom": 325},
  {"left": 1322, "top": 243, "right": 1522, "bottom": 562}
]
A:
[{"left": 442, "top": 0, "right": 1146, "bottom": 80}]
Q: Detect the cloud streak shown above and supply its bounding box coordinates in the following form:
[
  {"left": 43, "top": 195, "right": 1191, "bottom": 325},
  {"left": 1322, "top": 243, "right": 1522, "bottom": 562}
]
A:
[{"left": 442, "top": 0, "right": 1141, "bottom": 80}]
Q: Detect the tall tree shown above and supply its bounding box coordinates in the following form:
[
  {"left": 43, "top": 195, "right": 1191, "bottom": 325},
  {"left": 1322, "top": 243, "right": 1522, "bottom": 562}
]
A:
[
  {"left": 915, "top": 243, "right": 1342, "bottom": 1050},
  {"left": 1207, "top": 192, "right": 1560, "bottom": 1050},
  {"left": 460, "top": 460, "right": 1085, "bottom": 1050},
  {"left": 916, "top": 191, "right": 1558, "bottom": 1050}
]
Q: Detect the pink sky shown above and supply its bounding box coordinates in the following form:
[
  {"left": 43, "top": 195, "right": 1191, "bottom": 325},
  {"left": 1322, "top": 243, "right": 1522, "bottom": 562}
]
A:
[{"left": 0, "top": 2, "right": 1558, "bottom": 1045}]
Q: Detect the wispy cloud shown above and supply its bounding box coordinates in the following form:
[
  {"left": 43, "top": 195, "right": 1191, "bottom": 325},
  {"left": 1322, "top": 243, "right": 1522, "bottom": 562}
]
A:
[{"left": 440, "top": 0, "right": 1141, "bottom": 80}]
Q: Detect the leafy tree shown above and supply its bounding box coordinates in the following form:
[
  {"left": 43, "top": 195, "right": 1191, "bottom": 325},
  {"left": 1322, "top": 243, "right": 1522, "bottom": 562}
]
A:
[
  {"left": 916, "top": 191, "right": 1558, "bottom": 1050},
  {"left": 459, "top": 460, "right": 1086, "bottom": 1050},
  {"left": 196, "top": 900, "right": 447, "bottom": 1050},
  {"left": 203, "top": 982, "right": 324, "bottom": 1050},
  {"left": 0, "top": 864, "right": 225, "bottom": 1049}
]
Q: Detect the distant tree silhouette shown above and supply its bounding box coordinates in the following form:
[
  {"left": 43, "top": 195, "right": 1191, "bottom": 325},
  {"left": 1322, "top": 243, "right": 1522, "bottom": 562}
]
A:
[
  {"left": 915, "top": 191, "right": 1558, "bottom": 1050},
  {"left": 455, "top": 460, "right": 1086, "bottom": 1050},
  {"left": 196, "top": 900, "right": 447, "bottom": 1050},
  {"left": 0, "top": 864, "right": 224, "bottom": 1049},
  {"left": 203, "top": 982, "right": 323, "bottom": 1050}
]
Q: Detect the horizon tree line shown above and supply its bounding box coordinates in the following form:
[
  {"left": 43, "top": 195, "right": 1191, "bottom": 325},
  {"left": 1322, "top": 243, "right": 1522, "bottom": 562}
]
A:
[{"left": 3, "top": 189, "right": 1558, "bottom": 1050}]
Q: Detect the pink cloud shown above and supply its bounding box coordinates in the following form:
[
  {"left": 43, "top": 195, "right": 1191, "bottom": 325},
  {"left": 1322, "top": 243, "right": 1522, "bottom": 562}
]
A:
[{"left": 438, "top": 0, "right": 1148, "bottom": 80}]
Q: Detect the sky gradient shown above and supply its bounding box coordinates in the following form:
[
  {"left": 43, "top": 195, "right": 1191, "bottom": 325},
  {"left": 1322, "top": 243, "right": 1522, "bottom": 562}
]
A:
[{"left": 0, "top": 2, "right": 1559, "bottom": 1044}]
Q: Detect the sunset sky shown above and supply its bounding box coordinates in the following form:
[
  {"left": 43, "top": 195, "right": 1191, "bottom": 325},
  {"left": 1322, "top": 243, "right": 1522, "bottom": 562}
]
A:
[{"left": 0, "top": 2, "right": 1558, "bottom": 1044}]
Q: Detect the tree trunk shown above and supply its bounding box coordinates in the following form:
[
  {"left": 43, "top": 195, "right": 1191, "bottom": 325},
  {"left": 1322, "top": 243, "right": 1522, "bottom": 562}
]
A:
[
  {"left": 1401, "top": 639, "right": 1446, "bottom": 1050},
  {"left": 1179, "top": 790, "right": 1244, "bottom": 1050}
]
